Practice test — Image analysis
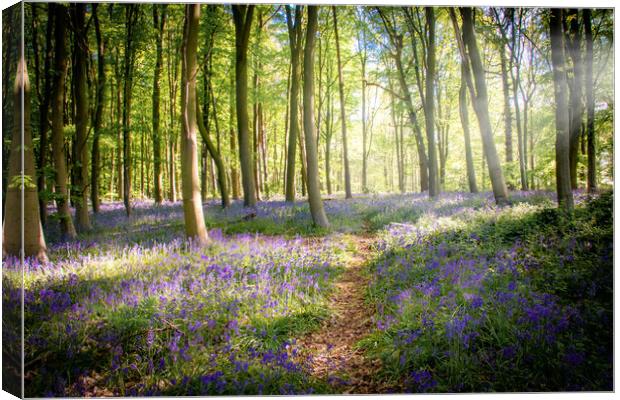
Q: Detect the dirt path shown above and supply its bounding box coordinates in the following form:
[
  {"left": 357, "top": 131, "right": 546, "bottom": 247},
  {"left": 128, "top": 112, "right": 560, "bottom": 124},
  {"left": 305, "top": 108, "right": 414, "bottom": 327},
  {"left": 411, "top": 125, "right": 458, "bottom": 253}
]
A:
[{"left": 297, "top": 234, "right": 397, "bottom": 394}]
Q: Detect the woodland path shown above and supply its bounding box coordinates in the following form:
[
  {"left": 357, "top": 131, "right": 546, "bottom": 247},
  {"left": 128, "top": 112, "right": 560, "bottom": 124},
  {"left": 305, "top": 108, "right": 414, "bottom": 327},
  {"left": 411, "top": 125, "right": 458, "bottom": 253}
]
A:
[{"left": 297, "top": 233, "right": 401, "bottom": 394}]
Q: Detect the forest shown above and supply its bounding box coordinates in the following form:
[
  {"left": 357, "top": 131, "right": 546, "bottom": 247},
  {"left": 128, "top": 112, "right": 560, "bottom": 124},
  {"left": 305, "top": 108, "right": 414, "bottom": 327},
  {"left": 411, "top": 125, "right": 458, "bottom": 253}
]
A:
[{"left": 1, "top": 3, "right": 614, "bottom": 396}]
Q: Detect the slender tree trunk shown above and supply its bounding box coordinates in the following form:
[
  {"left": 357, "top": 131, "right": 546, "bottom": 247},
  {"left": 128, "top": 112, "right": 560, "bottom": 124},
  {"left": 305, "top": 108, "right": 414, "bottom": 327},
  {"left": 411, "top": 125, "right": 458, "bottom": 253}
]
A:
[
  {"left": 499, "top": 44, "right": 513, "bottom": 165},
  {"left": 584, "top": 9, "right": 596, "bottom": 193},
  {"left": 512, "top": 71, "right": 528, "bottom": 190},
  {"left": 123, "top": 4, "right": 138, "bottom": 215},
  {"left": 180, "top": 4, "right": 209, "bottom": 244},
  {"left": 71, "top": 4, "right": 91, "bottom": 230},
  {"left": 298, "top": 120, "right": 307, "bottom": 197},
  {"left": 197, "top": 91, "right": 230, "bottom": 208},
  {"left": 152, "top": 5, "right": 166, "bottom": 204},
  {"left": 425, "top": 7, "right": 439, "bottom": 197},
  {"left": 303, "top": 6, "right": 329, "bottom": 227},
  {"left": 457, "top": 7, "right": 508, "bottom": 204},
  {"left": 361, "top": 45, "right": 368, "bottom": 193},
  {"left": 114, "top": 51, "right": 123, "bottom": 201},
  {"left": 549, "top": 8, "right": 574, "bottom": 212},
  {"left": 567, "top": 8, "right": 584, "bottom": 189},
  {"left": 232, "top": 5, "right": 256, "bottom": 207},
  {"left": 459, "top": 62, "right": 478, "bottom": 193},
  {"left": 332, "top": 6, "right": 352, "bottom": 199},
  {"left": 36, "top": 5, "right": 53, "bottom": 225},
  {"left": 91, "top": 4, "right": 105, "bottom": 213},
  {"left": 396, "top": 44, "right": 428, "bottom": 192},
  {"left": 228, "top": 68, "right": 240, "bottom": 200},
  {"left": 4, "top": 44, "right": 48, "bottom": 260}
]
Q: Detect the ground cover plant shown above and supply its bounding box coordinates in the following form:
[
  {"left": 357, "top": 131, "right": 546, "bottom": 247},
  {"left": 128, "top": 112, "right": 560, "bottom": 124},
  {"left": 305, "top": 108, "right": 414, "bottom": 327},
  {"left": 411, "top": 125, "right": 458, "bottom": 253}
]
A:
[
  {"left": 362, "top": 191, "right": 613, "bottom": 392},
  {"left": 3, "top": 190, "right": 613, "bottom": 395}
]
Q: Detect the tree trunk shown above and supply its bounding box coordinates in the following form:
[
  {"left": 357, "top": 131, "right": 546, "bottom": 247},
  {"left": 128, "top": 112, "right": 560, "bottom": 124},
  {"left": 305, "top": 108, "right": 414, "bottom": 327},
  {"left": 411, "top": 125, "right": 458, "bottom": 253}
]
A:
[
  {"left": 425, "top": 7, "right": 439, "bottom": 197},
  {"left": 71, "top": 3, "right": 91, "bottom": 231},
  {"left": 114, "top": 51, "right": 123, "bottom": 201},
  {"left": 458, "top": 7, "right": 508, "bottom": 204},
  {"left": 123, "top": 4, "right": 138, "bottom": 215},
  {"left": 459, "top": 62, "right": 478, "bottom": 193},
  {"left": 36, "top": 5, "right": 53, "bottom": 225},
  {"left": 566, "top": 8, "right": 584, "bottom": 189},
  {"left": 180, "top": 4, "right": 209, "bottom": 245},
  {"left": 152, "top": 5, "right": 166, "bottom": 204},
  {"left": 303, "top": 6, "right": 329, "bottom": 227},
  {"left": 332, "top": 6, "right": 352, "bottom": 199},
  {"left": 3, "top": 46, "right": 48, "bottom": 261},
  {"left": 499, "top": 43, "right": 513, "bottom": 165},
  {"left": 584, "top": 9, "right": 596, "bottom": 193},
  {"left": 360, "top": 41, "right": 368, "bottom": 193},
  {"left": 228, "top": 67, "right": 240, "bottom": 200},
  {"left": 197, "top": 91, "right": 230, "bottom": 208},
  {"left": 284, "top": 7, "right": 301, "bottom": 202},
  {"left": 232, "top": 5, "right": 257, "bottom": 207},
  {"left": 91, "top": 4, "right": 105, "bottom": 213},
  {"left": 549, "top": 8, "right": 574, "bottom": 212}
]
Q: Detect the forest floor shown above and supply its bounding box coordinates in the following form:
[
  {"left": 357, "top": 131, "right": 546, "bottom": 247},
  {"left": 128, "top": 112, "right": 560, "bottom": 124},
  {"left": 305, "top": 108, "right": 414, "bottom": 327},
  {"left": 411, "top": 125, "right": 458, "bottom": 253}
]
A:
[
  {"left": 6, "top": 191, "right": 613, "bottom": 396},
  {"left": 296, "top": 233, "right": 399, "bottom": 394}
]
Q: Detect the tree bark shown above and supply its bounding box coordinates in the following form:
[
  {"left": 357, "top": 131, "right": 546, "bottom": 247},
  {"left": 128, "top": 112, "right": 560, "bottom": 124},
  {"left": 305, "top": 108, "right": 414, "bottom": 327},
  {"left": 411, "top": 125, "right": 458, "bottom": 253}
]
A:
[
  {"left": 549, "top": 8, "right": 574, "bottom": 212},
  {"left": 303, "top": 6, "right": 329, "bottom": 227},
  {"left": 284, "top": 6, "right": 303, "bottom": 202},
  {"left": 3, "top": 45, "right": 48, "bottom": 261},
  {"left": 584, "top": 9, "right": 596, "bottom": 193},
  {"left": 123, "top": 4, "right": 139, "bottom": 215},
  {"left": 197, "top": 91, "right": 230, "bottom": 208},
  {"left": 152, "top": 5, "right": 166, "bottom": 204},
  {"left": 566, "top": 8, "right": 584, "bottom": 189},
  {"left": 458, "top": 7, "right": 508, "bottom": 204},
  {"left": 232, "top": 5, "right": 257, "bottom": 207},
  {"left": 424, "top": 7, "right": 439, "bottom": 197},
  {"left": 36, "top": 5, "right": 53, "bottom": 225},
  {"left": 228, "top": 67, "right": 240, "bottom": 200},
  {"left": 91, "top": 4, "right": 105, "bottom": 213},
  {"left": 499, "top": 43, "right": 513, "bottom": 165},
  {"left": 71, "top": 3, "right": 91, "bottom": 230},
  {"left": 180, "top": 4, "right": 209, "bottom": 245},
  {"left": 332, "top": 6, "right": 352, "bottom": 199},
  {"left": 459, "top": 62, "right": 478, "bottom": 193}
]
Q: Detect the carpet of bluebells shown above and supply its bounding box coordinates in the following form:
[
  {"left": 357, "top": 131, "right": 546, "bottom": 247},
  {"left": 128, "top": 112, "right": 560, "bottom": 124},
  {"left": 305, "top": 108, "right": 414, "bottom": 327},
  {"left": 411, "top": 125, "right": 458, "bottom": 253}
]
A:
[
  {"left": 362, "top": 191, "right": 613, "bottom": 392},
  {"left": 2, "top": 190, "right": 613, "bottom": 395}
]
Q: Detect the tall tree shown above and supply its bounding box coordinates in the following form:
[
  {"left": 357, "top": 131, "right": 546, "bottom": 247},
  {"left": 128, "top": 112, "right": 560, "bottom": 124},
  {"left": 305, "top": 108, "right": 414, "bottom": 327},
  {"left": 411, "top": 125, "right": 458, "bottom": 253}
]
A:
[
  {"left": 459, "top": 62, "right": 478, "bottom": 193},
  {"left": 180, "top": 4, "right": 209, "bottom": 244},
  {"left": 303, "top": 6, "right": 329, "bottom": 227},
  {"left": 494, "top": 10, "right": 514, "bottom": 167},
  {"left": 123, "top": 4, "right": 139, "bottom": 216},
  {"left": 584, "top": 9, "right": 596, "bottom": 193},
  {"left": 549, "top": 8, "right": 574, "bottom": 212},
  {"left": 3, "top": 47, "right": 48, "bottom": 261},
  {"left": 232, "top": 5, "right": 256, "bottom": 207},
  {"left": 228, "top": 65, "right": 240, "bottom": 199},
  {"left": 377, "top": 8, "right": 429, "bottom": 192},
  {"left": 34, "top": 4, "right": 53, "bottom": 225},
  {"left": 355, "top": 8, "right": 369, "bottom": 193},
  {"left": 566, "top": 8, "right": 584, "bottom": 189},
  {"left": 424, "top": 7, "right": 439, "bottom": 197},
  {"left": 284, "top": 5, "right": 303, "bottom": 202},
  {"left": 49, "top": 4, "right": 76, "bottom": 240},
  {"left": 332, "top": 6, "right": 352, "bottom": 199},
  {"left": 70, "top": 3, "right": 92, "bottom": 231},
  {"left": 91, "top": 4, "right": 106, "bottom": 213},
  {"left": 152, "top": 5, "right": 167, "bottom": 204},
  {"left": 453, "top": 8, "right": 508, "bottom": 204},
  {"left": 197, "top": 94, "right": 230, "bottom": 208}
]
